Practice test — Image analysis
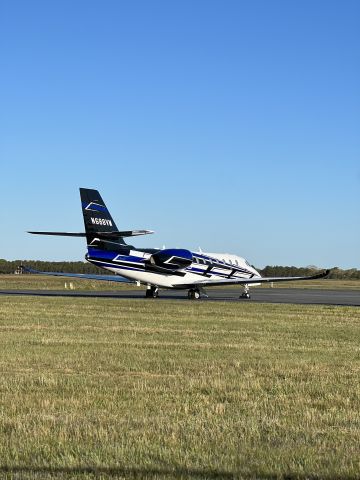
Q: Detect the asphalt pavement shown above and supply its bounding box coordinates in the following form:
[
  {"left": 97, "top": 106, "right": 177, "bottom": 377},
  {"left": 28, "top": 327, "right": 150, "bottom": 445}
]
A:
[{"left": 0, "top": 288, "right": 359, "bottom": 306}]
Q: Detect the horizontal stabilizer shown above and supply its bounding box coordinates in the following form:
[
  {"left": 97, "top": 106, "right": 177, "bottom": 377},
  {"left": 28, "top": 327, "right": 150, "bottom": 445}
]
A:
[
  {"left": 28, "top": 230, "right": 154, "bottom": 238},
  {"left": 28, "top": 231, "right": 87, "bottom": 237},
  {"left": 115, "top": 230, "right": 154, "bottom": 237}
]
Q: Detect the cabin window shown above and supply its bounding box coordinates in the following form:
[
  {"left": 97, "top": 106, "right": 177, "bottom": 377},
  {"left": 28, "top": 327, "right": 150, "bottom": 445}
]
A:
[{"left": 235, "top": 259, "right": 239, "bottom": 266}]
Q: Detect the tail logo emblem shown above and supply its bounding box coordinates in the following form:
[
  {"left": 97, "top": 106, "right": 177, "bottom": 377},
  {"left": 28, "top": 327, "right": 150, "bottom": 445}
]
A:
[{"left": 84, "top": 202, "right": 108, "bottom": 214}]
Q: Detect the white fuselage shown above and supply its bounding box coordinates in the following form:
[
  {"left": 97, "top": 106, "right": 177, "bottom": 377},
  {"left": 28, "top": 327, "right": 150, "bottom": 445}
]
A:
[{"left": 87, "top": 248, "right": 261, "bottom": 289}]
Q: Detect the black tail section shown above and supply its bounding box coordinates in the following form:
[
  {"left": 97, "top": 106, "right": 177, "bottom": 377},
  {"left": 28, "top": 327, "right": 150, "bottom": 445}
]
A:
[
  {"left": 80, "top": 188, "right": 127, "bottom": 247},
  {"left": 28, "top": 188, "right": 152, "bottom": 252}
]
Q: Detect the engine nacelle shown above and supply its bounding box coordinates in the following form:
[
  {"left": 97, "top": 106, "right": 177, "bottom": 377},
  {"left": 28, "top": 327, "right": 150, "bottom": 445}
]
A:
[{"left": 150, "top": 248, "right": 193, "bottom": 270}]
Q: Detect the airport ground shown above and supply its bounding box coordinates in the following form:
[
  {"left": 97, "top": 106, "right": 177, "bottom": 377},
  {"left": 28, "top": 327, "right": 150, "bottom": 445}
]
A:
[
  {"left": 0, "top": 275, "right": 359, "bottom": 307},
  {"left": 0, "top": 288, "right": 359, "bottom": 479},
  {"left": 1, "top": 274, "right": 360, "bottom": 291}
]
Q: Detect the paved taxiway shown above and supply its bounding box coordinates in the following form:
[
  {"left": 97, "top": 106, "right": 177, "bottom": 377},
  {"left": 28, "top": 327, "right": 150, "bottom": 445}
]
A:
[{"left": 0, "top": 288, "right": 358, "bottom": 306}]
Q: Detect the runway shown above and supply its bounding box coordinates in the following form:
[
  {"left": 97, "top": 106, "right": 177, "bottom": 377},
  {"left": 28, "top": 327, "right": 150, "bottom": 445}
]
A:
[{"left": 0, "top": 288, "right": 359, "bottom": 306}]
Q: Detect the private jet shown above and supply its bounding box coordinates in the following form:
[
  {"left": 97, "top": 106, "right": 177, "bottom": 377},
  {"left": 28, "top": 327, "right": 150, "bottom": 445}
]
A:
[{"left": 26, "top": 188, "right": 329, "bottom": 299}]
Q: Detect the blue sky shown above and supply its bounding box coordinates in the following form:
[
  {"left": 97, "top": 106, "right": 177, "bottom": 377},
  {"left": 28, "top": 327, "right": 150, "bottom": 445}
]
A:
[{"left": 1, "top": 0, "right": 359, "bottom": 268}]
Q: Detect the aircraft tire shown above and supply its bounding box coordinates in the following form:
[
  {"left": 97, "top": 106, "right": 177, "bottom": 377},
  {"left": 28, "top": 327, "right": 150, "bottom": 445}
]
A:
[
  {"left": 146, "top": 287, "right": 159, "bottom": 298},
  {"left": 188, "top": 289, "right": 201, "bottom": 300},
  {"left": 240, "top": 293, "right": 251, "bottom": 299}
]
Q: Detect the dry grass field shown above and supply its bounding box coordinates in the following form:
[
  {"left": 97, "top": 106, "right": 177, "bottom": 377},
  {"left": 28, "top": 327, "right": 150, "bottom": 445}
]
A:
[
  {"left": 0, "top": 295, "right": 359, "bottom": 479},
  {"left": 0, "top": 274, "right": 139, "bottom": 291}
]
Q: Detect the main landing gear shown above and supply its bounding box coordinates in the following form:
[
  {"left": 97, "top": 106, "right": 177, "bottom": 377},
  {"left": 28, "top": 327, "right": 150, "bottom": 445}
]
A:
[
  {"left": 188, "top": 288, "right": 201, "bottom": 300},
  {"left": 145, "top": 286, "right": 159, "bottom": 298},
  {"left": 239, "top": 284, "right": 251, "bottom": 299}
]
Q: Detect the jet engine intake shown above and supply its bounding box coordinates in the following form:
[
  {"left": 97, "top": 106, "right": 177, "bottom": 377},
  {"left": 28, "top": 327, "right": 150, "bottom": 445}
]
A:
[{"left": 149, "top": 248, "right": 193, "bottom": 270}]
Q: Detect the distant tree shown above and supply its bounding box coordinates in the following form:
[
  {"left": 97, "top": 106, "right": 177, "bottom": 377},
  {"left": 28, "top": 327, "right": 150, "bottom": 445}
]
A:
[
  {"left": 0, "top": 260, "right": 113, "bottom": 275},
  {"left": 259, "top": 265, "right": 360, "bottom": 279}
]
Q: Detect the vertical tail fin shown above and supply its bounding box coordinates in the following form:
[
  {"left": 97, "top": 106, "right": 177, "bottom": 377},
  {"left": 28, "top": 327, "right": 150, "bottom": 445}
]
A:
[{"left": 79, "top": 188, "right": 126, "bottom": 246}]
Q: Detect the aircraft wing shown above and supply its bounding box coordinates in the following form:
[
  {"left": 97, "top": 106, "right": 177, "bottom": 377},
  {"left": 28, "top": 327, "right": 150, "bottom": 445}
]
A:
[
  {"left": 20, "top": 266, "right": 134, "bottom": 283},
  {"left": 177, "top": 269, "right": 330, "bottom": 288}
]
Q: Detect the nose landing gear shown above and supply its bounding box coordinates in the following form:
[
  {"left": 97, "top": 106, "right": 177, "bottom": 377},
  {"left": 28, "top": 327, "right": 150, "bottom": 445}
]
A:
[{"left": 240, "top": 284, "right": 251, "bottom": 299}]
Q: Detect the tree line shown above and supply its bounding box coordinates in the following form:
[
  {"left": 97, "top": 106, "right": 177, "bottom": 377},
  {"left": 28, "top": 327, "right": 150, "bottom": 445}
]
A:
[
  {"left": 0, "top": 260, "right": 104, "bottom": 275},
  {"left": 0, "top": 259, "right": 359, "bottom": 279},
  {"left": 260, "top": 265, "right": 360, "bottom": 280}
]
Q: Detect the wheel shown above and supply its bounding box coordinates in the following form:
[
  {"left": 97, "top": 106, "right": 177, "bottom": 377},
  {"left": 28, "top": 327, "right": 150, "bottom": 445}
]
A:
[
  {"left": 146, "top": 287, "right": 159, "bottom": 298},
  {"left": 188, "top": 289, "right": 201, "bottom": 300},
  {"left": 240, "top": 292, "right": 250, "bottom": 299}
]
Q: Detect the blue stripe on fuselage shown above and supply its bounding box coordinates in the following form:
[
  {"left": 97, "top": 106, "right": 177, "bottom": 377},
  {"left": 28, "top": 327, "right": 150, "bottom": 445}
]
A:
[
  {"left": 89, "top": 259, "right": 145, "bottom": 273},
  {"left": 87, "top": 248, "right": 253, "bottom": 280},
  {"left": 87, "top": 248, "right": 145, "bottom": 265}
]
